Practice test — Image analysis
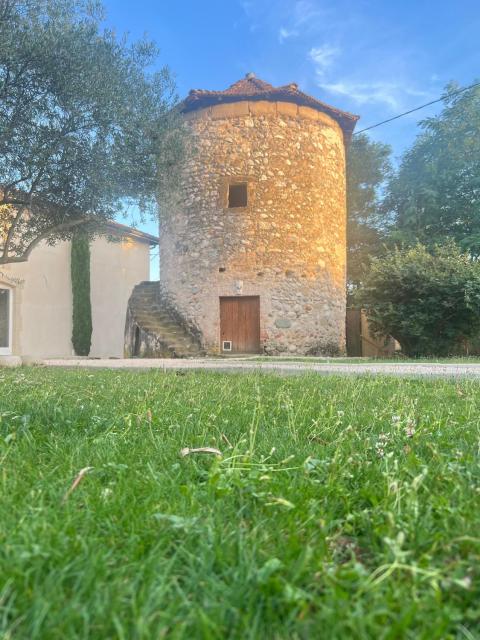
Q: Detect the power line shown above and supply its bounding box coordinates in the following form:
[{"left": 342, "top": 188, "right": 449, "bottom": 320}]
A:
[{"left": 354, "top": 80, "right": 480, "bottom": 135}]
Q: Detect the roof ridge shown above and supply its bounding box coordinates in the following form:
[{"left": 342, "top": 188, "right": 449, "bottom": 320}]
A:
[
  {"left": 103, "top": 220, "right": 158, "bottom": 245},
  {"left": 181, "top": 74, "right": 360, "bottom": 140}
]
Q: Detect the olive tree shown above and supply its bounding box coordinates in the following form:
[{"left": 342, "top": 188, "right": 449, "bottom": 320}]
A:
[{"left": 0, "top": 0, "right": 184, "bottom": 264}]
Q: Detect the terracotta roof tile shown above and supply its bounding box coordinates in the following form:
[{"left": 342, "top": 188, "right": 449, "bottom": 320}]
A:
[{"left": 181, "top": 73, "right": 359, "bottom": 140}]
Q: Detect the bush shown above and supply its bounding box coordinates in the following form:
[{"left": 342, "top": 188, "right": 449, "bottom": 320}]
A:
[
  {"left": 356, "top": 243, "right": 480, "bottom": 357},
  {"left": 71, "top": 232, "right": 92, "bottom": 356}
]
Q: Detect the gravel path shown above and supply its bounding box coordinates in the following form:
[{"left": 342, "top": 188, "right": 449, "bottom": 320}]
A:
[{"left": 43, "top": 358, "right": 480, "bottom": 379}]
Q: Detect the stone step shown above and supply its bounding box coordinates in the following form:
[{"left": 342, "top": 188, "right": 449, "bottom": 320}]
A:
[
  {"left": 127, "top": 282, "right": 203, "bottom": 358},
  {"left": 134, "top": 310, "right": 172, "bottom": 320},
  {"left": 138, "top": 318, "right": 190, "bottom": 332},
  {"left": 133, "top": 308, "right": 174, "bottom": 317},
  {"left": 134, "top": 314, "right": 177, "bottom": 325},
  {"left": 131, "top": 288, "right": 158, "bottom": 295},
  {"left": 131, "top": 297, "right": 159, "bottom": 305},
  {"left": 144, "top": 331, "right": 192, "bottom": 343},
  {"left": 133, "top": 293, "right": 158, "bottom": 298}
]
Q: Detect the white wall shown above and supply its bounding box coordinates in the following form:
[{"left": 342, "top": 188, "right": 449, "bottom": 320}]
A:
[
  {"left": 90, "top": 237, "right": 150, "bottom": 357},
  {"left": 2, "top": 241, "right": 73, "bottom": 358},
  {"left": 1, "top": 235, "right": 151, "bottom": 360}
]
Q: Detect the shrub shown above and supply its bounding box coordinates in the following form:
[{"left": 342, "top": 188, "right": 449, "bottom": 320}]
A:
[
  {"left": 71, "top": 232, "right": 92, "bottom": 356},
  {"left": 356, "top": 243, "right": 480, "bottom": 357}
]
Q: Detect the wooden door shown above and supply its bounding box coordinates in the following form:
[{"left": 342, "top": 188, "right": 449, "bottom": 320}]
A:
[
  {"left": 346, "top": 308, "right": 362, "bottom": 357},
  {"left": 220, "top": 296, "right": 260, "bottom": 354}
]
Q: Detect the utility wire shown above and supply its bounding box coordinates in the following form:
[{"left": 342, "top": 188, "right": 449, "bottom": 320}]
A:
[{"left": 354, "top": 80, "right": 480, "bottom": 135}]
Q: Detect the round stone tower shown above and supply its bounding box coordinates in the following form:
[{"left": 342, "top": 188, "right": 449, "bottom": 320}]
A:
[{"left": 159, "top": 74, "right": 359, "bottom": 355}]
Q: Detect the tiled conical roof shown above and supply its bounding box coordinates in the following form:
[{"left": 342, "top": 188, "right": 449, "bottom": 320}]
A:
[{"left": 181, "top": 73, "right": 359, "bottom": 139}]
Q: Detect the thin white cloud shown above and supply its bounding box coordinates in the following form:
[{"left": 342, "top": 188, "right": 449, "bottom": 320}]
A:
[
  {"left": 309, "top": 45, "right": 339, "bottom": 76},
  {"left": 239, "top": 0, "right": 443, "bottom": 147},
  {"left": 293, "top": 1, "right": 324, "bottom": 28},
  {"left": 318, "top": 81, "right": 431, "bottom": 111},
  {"left": 240, "top": 0, "right": 262, "bottom": 32},
  {"left": 242, "top": 0, "right": 329, "bottom": 38},
  {"left": 278, "top": 27, "right": 299, "bottom": 43}
]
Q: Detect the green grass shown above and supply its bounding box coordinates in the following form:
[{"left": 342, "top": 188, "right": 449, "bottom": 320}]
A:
[{"left": 1, "top": 367, "right": 480, "bottom": 639}]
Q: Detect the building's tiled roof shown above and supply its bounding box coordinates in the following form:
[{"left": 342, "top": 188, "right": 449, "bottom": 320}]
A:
[
  {"left": 181, "top": 73, "right": 359, "bottom": 139},
  {"left": 103, "top": 221, "right": 158, "bottom": 245},
  {"left": 0, "top": 187, "right": 159, "bottom": 246}
]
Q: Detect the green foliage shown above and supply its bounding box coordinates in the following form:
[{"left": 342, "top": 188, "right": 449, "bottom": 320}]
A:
[
  {"left": 0, "top": 0, "right": 185, "bottom": 263},
  {"left": 70, "top": 231, "right": 92, "bottom": 355},
  {"left": 385, "top": 82, "right": 480, "bottom": 254},
  {"left": 357, "top": 243, "right": 480, "bottom": 356},
  {"left": 346, "top": 133, "right": 392, "bottom": 288},
  {"left": 1, "top": 368, "right": 480, "bottom": 638}
]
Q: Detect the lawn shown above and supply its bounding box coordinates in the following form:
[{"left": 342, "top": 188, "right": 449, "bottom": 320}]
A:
[{"left": 0, "top": 368, "right": 479, "bottom": 639}]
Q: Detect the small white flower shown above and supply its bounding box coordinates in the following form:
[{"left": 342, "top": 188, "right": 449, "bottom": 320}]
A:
[{"left": 457, "top": 576, "right": 472, "bottom": 589}]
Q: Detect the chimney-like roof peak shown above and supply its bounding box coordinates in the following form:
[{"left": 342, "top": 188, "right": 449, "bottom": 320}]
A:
[{"left": 181, "top": 75, "right": 359, "bottom": 140}]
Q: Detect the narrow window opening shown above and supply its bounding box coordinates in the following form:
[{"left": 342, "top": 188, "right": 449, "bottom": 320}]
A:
[
  {"left": 228, "top": 183, "right": 248, "bottom": 208},
  {"left": 0, "top": 288, "right": 11, "bottom": 354},
  {"left": 133, "top": 325, "right": 141, "bottom": 357},
  {"left": 219, "top": 267, "right": 226, "bottom": 273}
]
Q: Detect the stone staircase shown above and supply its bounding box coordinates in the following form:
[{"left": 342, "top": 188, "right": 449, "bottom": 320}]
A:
[{"left": 125, "top": 281, "right": 205, "bottom": 358}]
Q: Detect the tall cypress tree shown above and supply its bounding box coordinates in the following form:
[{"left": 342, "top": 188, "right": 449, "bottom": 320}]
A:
[{"left": 71, "top": 232, "right": 92, "bottom": 356}]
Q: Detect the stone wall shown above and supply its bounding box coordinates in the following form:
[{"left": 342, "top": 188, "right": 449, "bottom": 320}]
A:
[{"left": 159, "top": 100, "right": 347, "bottom": 355}]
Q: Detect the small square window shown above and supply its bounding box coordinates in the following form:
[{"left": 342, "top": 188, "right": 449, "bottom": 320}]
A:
[{"left": 228, "top": 183, "right": 248, "bottom": 208}]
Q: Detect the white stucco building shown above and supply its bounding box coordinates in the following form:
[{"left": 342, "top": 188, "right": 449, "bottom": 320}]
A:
[{"left": 0, "top": 222, "right": 157, "bottom": 365}]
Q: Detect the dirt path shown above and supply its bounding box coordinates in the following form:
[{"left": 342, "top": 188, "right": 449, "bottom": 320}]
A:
[{"left": 43, "top": 358, "right": 480, "bottom": 379}]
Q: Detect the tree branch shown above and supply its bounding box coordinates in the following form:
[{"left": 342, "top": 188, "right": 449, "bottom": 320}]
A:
[
  {"left": 1, "top": 204, "right": 26, "bottom": 260},
  {"left": 0, "top": 218, "right": 88, "bottom": 264}
]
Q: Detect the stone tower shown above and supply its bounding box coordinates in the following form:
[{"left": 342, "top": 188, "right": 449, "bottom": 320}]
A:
[{"left": 159, "top": 74, "right": 359, "bottom": 355}]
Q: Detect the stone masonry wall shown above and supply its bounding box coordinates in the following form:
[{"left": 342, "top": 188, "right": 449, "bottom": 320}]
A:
[{"left": 159, "top": 100, "right": 347, "bottom": 355}]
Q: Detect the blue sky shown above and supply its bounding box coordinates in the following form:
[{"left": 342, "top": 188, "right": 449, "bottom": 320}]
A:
[{"left": 101, "top": 0, "right": 480, "bottom": 269}]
